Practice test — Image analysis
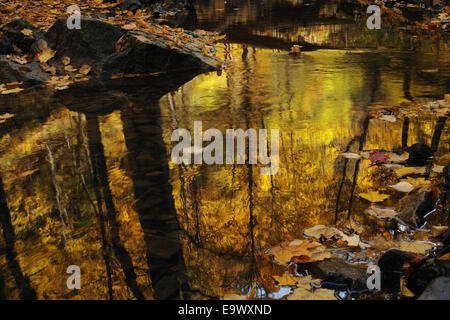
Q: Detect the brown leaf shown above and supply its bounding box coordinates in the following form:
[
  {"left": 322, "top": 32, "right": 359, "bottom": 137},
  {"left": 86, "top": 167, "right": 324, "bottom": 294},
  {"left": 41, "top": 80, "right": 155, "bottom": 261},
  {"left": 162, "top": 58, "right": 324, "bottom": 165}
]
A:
[{"left": 268, "top": 239, "right": 330, "bottom": 265}]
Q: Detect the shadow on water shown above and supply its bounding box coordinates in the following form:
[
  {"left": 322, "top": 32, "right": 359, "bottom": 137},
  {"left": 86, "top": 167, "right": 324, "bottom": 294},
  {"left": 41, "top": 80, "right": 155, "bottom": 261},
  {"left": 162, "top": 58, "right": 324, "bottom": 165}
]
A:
[
  {"left": 0, "top": 175, "right": 36, "bottom": 299},
  {"left": 61, "top": 72, "right": 204, "bottom": 299}
]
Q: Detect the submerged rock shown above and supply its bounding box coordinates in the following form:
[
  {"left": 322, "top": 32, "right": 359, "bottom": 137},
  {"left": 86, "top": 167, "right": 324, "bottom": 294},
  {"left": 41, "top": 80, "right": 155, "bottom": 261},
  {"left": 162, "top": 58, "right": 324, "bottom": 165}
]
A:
[
  {"left": 397, "top": 189, "right": 435, "bottom": 228},
  {"left": 418, "top": 277, "right": 450, "bottom": 300},
  {"left": 406, "top": 143, "right": 433, "bottom": 166},
  {"left": 298, "top": 258, "right": 367, "bottom": 291}
]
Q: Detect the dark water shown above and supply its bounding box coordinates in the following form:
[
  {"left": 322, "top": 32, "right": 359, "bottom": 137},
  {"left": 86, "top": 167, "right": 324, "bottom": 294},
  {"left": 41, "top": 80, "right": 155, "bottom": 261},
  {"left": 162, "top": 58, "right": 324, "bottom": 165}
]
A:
[{"left": 0, "top": 0, "right": 449, "bottom": 299}]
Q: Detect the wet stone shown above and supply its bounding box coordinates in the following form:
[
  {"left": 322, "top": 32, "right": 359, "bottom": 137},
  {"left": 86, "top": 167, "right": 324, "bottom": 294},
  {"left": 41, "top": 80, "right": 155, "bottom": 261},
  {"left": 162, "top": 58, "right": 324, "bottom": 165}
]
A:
[{"left": 418, "top": 277, "right": 450, "bottom": 300}]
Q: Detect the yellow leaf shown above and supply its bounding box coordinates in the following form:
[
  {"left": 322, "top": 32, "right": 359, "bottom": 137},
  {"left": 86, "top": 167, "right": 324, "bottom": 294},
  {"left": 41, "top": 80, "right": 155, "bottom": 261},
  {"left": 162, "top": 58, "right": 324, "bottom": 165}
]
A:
[
  {"left": 273, "top": 273, "right": 300, "bottom": 286},
  {"left": 62, "top": 56, "right": 71, "bottom": 66},
  {"left": 37, "top": 47, "right": 56, "bottom": 64},
  {"left": 21, "top": 29, "right": 33, "bottom": 37},
  {"left": 268, "top": 239, "right": 330, "bottom": 265},
  {"left": 400, "top": 277, "right": 415, "bottom": 297},
  {"left": 359, "top": 191, "right": 390, "bottom": 203},
  {"left": 395, "top": 167, "right": 426, "bottom": 178},
  {"left": 79, "top": 64, "right": 91, "bottom": 75}
]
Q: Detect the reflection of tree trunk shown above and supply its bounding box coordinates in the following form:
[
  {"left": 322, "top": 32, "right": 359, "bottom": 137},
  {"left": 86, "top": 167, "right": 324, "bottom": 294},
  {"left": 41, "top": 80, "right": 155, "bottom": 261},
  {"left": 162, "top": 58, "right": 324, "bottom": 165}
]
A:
[
  {"left": 86, "top": 116, "right": 145, "bottom": 300},
  {"left": 402, "top": 117, "right": 410, "bottom": 149},
  {"left": 46, "top": 144, "right": 71, "bottom": 243},
  {"left": 347, "top": 116, "right": 370, "bottom": 219},
  {"left": 0, "top": 175, "right": 36, "bottom": 300},
  {"left": 121, "top": 103, "right": 190, "bottom": 300},
  {"left": 431, "top": 116, "right": 447, "bottom": 153}
]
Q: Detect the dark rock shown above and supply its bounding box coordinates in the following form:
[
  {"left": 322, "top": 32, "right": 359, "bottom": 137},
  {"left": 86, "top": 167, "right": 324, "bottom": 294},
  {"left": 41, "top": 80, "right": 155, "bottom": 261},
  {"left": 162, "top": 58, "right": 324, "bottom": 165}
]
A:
[
  {"left": 397, "top": 189, "right": 435, "bottom": 227},
  {"left": 0, "top": 59, "right": 50, "bottom": 86},
  {"left": 118, "top": 0, "right": 145, "bottom": 12},
  {"left": 418, "top": 277, "right": 450, "bottom": 300},
  {"left": 0, "top": 19, "right": 44, "bottom": 55},
  {"left": 297, "top": 258, "right": 367, "bottom": 290},
  {"left": 100, "top": 31, "right": 219, "bottom": 79},
  {"left": 377, "top": 249, "right": 417, "bottom": 289},
  {"left": 405, "top": 143, "right": 433, "bottom": 166},
  {"left": 407, "top": 259, "right": 450, "bottom": 295},
  {"left": 45, "top": 18, "right": 124, "bottom": 70}
]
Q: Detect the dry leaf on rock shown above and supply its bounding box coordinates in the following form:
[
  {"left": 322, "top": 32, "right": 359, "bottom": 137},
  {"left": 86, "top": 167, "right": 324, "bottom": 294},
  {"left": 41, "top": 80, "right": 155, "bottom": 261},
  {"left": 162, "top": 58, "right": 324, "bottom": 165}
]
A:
[
  {"left": 21, "top": 28, "right": 33, "bottom": 37},
  {"left": 79, "top": 65, "right": 92, "bottom": 75},
  {"left": 62, "top": 56, "right": 71, "bottom": 66},
  {"left": 359, "top": 191, "right": 390, "bottom": 203},
  {"left": 400, "top": 276, "right": 415, "bottom": 297},
  {"left": 37, "top": 47, "right": 56, "bottom": 64}
]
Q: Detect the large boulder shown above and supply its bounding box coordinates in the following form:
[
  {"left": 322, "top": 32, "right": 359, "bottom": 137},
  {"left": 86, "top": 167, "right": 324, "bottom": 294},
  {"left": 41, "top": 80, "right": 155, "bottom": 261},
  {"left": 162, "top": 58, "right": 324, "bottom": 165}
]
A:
[
  {"left": 45, "top": 18, "right": 125, "bottom": 70},
  {"left": 0, "top": 19, "right": 44, "bottom": 55},
  {"left": 101, "top": 30, "right": 218, "bottom": 79}
]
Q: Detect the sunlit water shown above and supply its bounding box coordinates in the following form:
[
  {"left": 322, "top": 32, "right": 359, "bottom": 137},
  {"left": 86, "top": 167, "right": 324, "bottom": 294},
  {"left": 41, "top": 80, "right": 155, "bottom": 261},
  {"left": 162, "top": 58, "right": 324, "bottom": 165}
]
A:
[{"left": 0, "top": 0, "right": 449, "bottom": 299}]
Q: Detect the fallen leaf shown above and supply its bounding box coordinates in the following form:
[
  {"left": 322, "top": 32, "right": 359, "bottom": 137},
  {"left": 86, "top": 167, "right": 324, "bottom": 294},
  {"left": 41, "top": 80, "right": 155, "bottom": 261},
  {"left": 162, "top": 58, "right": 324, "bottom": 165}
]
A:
[
  {"left": 37, "top": 47, "right": 56, "bottom": 64},
  {"left": 287, "top": 276, "right": 335, "bottom": 300},
  {"left": 365, "top": 205, "right": 398, "bottom": 218},
  {"left": 273, "top": 274, "right": 300, "bottom": 286},
  {"left": 389, "top": 182, "right": 414, "bottom": 193},
  {"left": 79, "top": 65, "right": 92, "bottom": 75},
  {"left": 359, "top": 191, "right": 390, "bottom": 203},
  {"left": 303, "top": 225, "right": 369, "bottom": 248},
  {"left": 394, "top": 167, "right": 426, "bottom": 177},
  {"left": 432, "top": 226, "right": 448, "bottom": 237},
  {"left": 62, "top": 56, "right": 71, "bottom": 66},
  {"left": 437, "top": 253, "right": 450, "bottom": 261},
  {"left": 369, "top": 151, "right": 389, "bottom": 164},
  {"left": 268, "top": 240, "right": 330, "bottom": 265},
  {"left": 400, "top": 276, "right": 415, "bottom": 297},
  {"left": 379, "top": 114, "right": 397, "bottom": 122},
  {"left": 432, "top": 165, "right": 445, "bottom": 173},
  {"left": 340, "top": 152, "right": 361, "bottom": 159},
  {"left": 387, "top": 152, "right": 409, "bottom": 162},
  {"left": 21, "top": 28, "right": 33, "bottom": 37},
  {"left": 398, "top": 241, "right": 435, "bottom": 254}
]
